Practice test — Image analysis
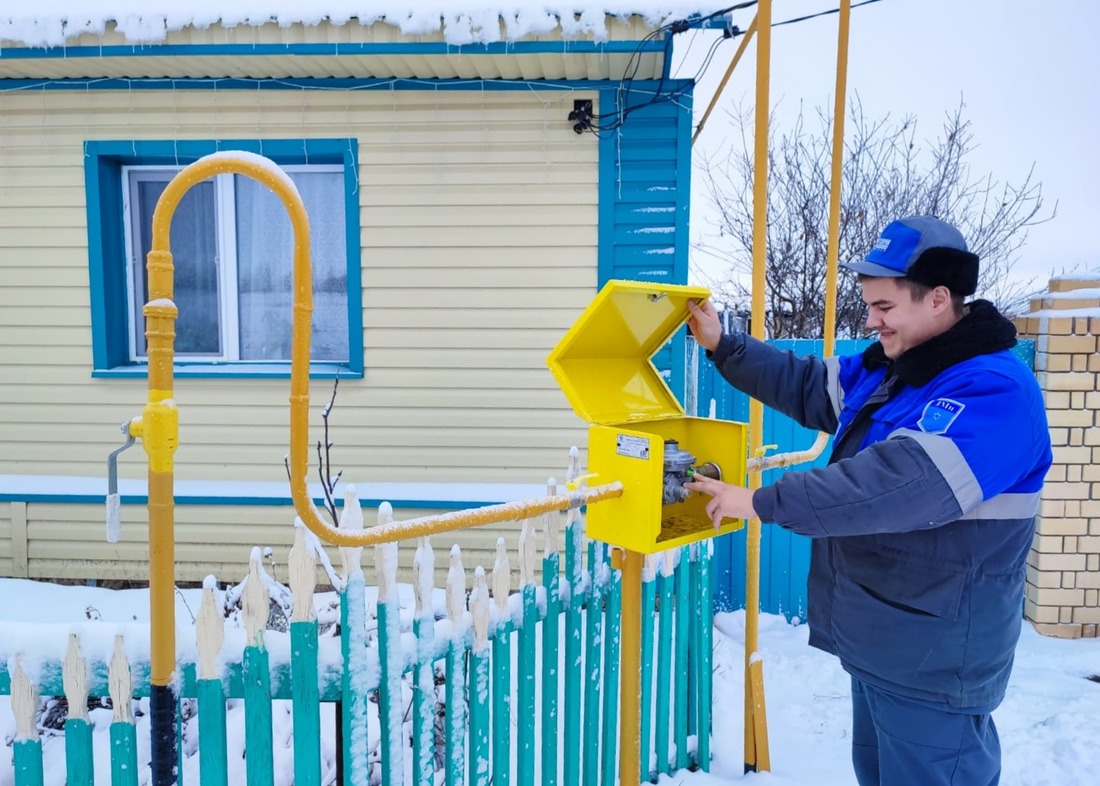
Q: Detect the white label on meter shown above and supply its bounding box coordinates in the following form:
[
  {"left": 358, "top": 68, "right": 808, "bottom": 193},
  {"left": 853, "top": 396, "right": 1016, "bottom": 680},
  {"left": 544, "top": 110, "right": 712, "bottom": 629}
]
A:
[{"left": 616, "top": 434, "right": 650, "bottom": 460}]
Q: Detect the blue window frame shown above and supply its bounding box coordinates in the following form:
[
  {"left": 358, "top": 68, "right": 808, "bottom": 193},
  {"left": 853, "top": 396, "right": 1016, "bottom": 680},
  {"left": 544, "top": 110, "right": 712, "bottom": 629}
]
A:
[{"left": 84, "top": 139, "right": 362, "bottom": 378}]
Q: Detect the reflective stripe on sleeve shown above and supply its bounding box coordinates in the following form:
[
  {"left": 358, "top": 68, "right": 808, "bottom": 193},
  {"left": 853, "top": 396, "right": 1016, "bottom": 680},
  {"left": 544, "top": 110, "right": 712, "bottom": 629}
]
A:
[
  {"left": 824, "top": 355, "right": 844, "bottom": 420},
  {"left": 888, "top": 427, "right": 984, "bottom": 513}
]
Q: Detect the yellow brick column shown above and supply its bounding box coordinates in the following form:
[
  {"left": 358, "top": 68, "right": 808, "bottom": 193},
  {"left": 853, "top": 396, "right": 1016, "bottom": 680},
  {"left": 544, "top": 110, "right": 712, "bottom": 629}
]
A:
[{"left": 1015, "top": 277, "right": 1100, "bottom": 639}]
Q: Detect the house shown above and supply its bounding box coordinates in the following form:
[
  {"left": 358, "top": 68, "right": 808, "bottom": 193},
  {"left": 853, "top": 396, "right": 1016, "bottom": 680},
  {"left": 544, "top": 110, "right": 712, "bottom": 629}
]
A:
[{"left": 0, "top": 4, "right": 728, "bottom": 582}]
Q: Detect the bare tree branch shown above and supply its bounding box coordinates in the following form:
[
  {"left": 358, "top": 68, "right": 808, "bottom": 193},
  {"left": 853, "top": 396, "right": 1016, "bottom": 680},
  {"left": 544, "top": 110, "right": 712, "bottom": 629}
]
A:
[{"left": 693, "top": 96, "right": 1056, "bottom": 336}]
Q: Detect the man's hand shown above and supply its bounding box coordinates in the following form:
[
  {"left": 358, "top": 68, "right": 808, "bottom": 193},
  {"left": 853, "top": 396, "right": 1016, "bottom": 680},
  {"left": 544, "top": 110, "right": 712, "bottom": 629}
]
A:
[
  {"left": 684, "top": 475, "right": 757, "bottom": 530},
  {"left": 686, "top": 299, "right": 722, "bottom": 353}
]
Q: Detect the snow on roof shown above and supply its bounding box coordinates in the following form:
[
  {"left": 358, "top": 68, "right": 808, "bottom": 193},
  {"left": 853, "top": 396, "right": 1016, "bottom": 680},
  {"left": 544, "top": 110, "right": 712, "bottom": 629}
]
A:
[{"left": 1, "top": 2, "right": 722, "bottom": 47}]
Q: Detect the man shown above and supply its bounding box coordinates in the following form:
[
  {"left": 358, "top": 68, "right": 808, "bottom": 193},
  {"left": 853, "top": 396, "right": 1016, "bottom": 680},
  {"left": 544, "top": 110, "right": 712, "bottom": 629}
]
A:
[{"left": 684, "top": 215, "right": 1052, "bottom": 786}]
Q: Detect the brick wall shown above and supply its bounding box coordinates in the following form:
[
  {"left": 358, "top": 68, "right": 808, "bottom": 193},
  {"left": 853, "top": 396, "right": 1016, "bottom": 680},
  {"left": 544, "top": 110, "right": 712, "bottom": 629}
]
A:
[{"left": 1015, "top": 276, "right": 1100, "bottom": 638}]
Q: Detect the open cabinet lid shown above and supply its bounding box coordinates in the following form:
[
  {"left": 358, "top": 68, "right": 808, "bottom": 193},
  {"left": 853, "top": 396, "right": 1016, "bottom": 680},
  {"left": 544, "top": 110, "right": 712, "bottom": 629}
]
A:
[{"left": 546, "top": 279, "right": 710, "bottom": 424}]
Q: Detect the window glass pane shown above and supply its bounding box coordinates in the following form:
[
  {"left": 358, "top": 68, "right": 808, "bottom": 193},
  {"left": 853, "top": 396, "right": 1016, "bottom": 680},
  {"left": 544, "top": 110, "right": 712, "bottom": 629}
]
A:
[
  {"left": 235, "top": 171, "right": 348, "bottom": 361},
  {"left": 133, "top": 177, "right": 220, "bottom": 356}
]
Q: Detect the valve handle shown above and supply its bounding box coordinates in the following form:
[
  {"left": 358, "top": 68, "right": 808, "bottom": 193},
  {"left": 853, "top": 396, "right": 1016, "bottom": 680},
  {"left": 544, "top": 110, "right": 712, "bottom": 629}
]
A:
[{"left": 105, "top": 421, "right": 137, "bottom": 543}]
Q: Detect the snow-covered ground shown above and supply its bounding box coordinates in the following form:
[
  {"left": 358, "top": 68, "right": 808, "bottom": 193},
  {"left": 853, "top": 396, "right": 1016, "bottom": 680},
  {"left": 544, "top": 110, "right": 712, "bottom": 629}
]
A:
[
  {"left": 1, "top": 577, "right": 1099, "bottom": 785},
  {"left": 694, "top": 611, "right": 1100, "bottom": 786}
]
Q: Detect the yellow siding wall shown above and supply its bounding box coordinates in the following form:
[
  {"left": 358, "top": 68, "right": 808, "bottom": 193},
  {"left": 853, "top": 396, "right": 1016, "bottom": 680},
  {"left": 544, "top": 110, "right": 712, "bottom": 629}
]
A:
[
  {"left": 0, "top": 87, "right": 597, "bottom": 579},
  {"left": 0, "top": 502, "right": 14, "bottom": 575},
  {"left": 1, "top": 499, "right": 554, "bottom": 587}
]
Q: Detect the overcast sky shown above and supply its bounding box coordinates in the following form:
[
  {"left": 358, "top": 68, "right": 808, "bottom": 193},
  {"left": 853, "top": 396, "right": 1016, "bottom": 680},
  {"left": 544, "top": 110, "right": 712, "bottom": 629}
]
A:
[{"left": 681, "top": 0, "right": 1099, "bottom": 290}]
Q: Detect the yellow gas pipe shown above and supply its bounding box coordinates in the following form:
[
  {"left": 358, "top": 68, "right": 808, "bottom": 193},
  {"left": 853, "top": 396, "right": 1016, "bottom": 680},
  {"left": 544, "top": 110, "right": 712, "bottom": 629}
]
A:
[
  {"left": 613, "top": 547, "right": 644, "bottom": 786},
  {"left": 824, "top": 0, "right": 852, "bottom": 362},
  {"left": 744, "top": 0, "right": 773, "bottom": 771},
  {"left": 135, "top": 152, "right": 632, "bottom": 786},
  {"left": 744, "top": 0, "right": 851, "bottom": 475}
]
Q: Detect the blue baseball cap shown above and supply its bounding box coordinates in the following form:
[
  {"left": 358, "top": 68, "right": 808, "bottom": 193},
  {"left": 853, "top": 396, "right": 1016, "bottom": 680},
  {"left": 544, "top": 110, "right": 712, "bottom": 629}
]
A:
[{"left": 842, "top": 215, "right": 979, "bottom": 296}]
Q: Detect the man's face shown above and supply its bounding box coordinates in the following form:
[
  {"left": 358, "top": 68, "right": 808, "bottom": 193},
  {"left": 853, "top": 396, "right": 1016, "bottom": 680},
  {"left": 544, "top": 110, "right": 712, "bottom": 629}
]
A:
[{"left": 860, "top": 277, "right": 945, "bottom": 359}]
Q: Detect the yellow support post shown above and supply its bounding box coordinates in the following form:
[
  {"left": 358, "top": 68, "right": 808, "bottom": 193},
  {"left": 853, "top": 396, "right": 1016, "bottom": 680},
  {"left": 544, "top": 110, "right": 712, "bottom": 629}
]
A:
[
  {"left": 726, "top": 0, "right": 852, "bottom": 478},
  {"left": 825, "top": 0, "right": 852, "bottom": 360},
  {"left": 615, "top": 547, "right": 644, "bottom": 786},
  {"left": 749, "top": 658, "right": 771, "bottom": 771},
  {"left": 745, "top": 0, "right": 772, "bottom": 773}
]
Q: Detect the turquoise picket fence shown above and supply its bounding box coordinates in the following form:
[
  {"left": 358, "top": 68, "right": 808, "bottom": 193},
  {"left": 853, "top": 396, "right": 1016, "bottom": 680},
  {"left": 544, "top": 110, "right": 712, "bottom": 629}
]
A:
[{"left": 0, "top": 477, "right": 715, "bottom": 785}]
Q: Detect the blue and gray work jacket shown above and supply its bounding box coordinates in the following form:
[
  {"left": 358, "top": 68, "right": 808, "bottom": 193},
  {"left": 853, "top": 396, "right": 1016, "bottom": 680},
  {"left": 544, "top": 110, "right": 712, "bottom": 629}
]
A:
[{"left": 709, "top": 300, "right": 1052, "bottom": 711}]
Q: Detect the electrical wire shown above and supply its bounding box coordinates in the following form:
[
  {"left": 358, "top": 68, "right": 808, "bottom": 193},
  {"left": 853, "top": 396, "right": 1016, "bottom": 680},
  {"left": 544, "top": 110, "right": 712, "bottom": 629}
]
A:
[
  {"left": 578, "top": 0, "right": 888, "bottom": 137},
  {"left": 579, "top": 3, "right": 753, "bottom": 136},
  {"left": 773, "top": 0, "right": 883, "bottom": 29}
]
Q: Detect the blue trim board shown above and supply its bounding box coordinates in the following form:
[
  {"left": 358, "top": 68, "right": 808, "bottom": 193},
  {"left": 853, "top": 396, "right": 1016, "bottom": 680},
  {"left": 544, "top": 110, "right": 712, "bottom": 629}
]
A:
[
  {"left": 0, "top": 492, "right": 503, "bottom": 510},
  {"left": 84, "top": 138, "right": 363, "bottom": 378},
  {"left": 90, "top": 363, "right": 354, "bottom": 380},
  {"left": 344, "top": 141, "right": 365, "bottom": 372},
  {"left": 0, "top": 77, "right": 687, "bottom": 93},
  {"left": 0, "top": 475, "right": 558, "bottom": 511},
  {"left": 0, "top": 39, "right": 667, "bottom": 61}
]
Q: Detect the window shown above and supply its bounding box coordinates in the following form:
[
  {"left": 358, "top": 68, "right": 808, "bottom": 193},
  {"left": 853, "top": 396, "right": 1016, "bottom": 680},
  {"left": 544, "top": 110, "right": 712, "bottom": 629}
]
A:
[{"left": 85, "top": 140, "right": 362, "bottom": 378}]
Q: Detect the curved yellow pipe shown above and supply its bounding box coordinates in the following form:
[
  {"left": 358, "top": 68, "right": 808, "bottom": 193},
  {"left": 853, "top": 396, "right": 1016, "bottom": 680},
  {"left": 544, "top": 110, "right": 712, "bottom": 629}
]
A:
[
  {"left": 151, "top": 152, "right": 322, "bottom": 555},
  {"left": 153, "top": 153, "right": 619, "bottom": 557}
]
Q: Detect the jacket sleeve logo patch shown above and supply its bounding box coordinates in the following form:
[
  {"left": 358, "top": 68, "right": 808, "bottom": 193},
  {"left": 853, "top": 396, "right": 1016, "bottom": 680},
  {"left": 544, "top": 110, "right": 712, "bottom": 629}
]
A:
[{"left": 918, "top": 398, "right": 965, "bottom": 435}]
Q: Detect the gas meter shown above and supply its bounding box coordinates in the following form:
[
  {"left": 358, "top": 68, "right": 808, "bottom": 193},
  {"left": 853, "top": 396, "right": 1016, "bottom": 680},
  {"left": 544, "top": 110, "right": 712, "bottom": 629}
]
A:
[{"left": 546, "top": 280, "right": 747, "bottom": 554}]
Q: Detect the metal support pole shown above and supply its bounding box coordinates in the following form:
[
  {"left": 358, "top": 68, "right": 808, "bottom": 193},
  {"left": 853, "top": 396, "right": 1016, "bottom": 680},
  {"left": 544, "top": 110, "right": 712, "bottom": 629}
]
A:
[
  {"left": 616, "top": 548, "right": 644, "bottom": 786},
  {"left": 825, "top": 0, "right": 853, "bottom": 360},
  {"left": 745, "top": 0, "right": 773, "bottom": 773}
]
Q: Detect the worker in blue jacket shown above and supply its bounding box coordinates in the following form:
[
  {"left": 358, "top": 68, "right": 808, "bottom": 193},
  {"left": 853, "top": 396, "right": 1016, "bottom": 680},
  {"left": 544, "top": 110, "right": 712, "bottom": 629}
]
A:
[{"left": 684, "top": 215, "right": 1052, "bottom": 786}]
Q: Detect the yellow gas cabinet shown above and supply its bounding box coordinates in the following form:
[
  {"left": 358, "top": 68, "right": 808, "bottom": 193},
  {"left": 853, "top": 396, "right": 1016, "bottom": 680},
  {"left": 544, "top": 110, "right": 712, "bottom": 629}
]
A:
[{"left": 547, "top": 280, "right": 747, "bottom": 554}]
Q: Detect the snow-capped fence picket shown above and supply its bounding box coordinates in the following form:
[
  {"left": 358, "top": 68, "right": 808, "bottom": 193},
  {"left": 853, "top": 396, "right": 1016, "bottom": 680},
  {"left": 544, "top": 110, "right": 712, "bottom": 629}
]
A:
[{"left": 0, "top": 487, "right": 715, "bottom": 786}]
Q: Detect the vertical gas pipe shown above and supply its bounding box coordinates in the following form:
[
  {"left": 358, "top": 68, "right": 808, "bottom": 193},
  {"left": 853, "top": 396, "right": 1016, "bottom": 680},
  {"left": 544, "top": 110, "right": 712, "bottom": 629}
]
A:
[
  {"left": 615, "top": 548, "right": 644, "bottom": 786},
  {"left": 745, "top": 0, "right": 773, "bottom": 773},
  {"left": 137, "top": 233, "right": 180, "bottom": 786},
  {"left": 136, "top": 153, "right": 314, "bottom": 786},
  {"left": 824, "top": 0, "right": 852, "bottom": 358}
]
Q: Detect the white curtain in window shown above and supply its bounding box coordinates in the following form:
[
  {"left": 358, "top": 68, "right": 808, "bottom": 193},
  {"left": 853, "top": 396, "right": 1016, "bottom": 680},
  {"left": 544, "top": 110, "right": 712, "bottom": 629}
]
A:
[
  {"left": 235, "top": 171, "right": 349, "bottom": 361},
  {"left": 135, "top": 178, "right": 219, "bottom": 356}
]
